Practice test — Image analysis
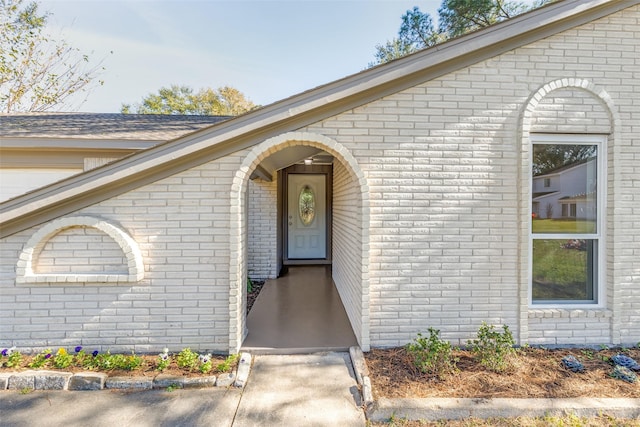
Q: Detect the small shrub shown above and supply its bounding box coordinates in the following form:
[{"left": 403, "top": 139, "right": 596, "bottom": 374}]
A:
[
  {"left": 406, "top": 328, "right": 457, "bottom": 379},
  {"left": 468, "top": 322, "right": 516, "bottom": 372},
  {"left": 176, "top": 348, "right": 199, "bottom": 371},
  {"left": 217, "top": 354, "right": 239, "bottom": 373}
]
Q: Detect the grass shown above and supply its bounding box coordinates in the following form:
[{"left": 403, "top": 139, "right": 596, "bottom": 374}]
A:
[
  {"left": 531, "top": 219, "right": 595, "bottom": 234},
  {"left": 532, "top": 239, "right": 589, "bottom": 300}
]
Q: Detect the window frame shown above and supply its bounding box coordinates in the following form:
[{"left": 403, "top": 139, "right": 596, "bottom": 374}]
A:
[{"left": 529, "top": 134, "right": 606, "bottom": 308}]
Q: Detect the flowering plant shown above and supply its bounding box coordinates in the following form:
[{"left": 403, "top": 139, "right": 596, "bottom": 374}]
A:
[
  {"left": 53, "top": 347, "right": 73, "bottom": 369},
  {"left": 198, "top": 353, "right": 213, "bottom": 374},
  {"left": 28, "top": 349, "right": 53, "bottom": 369},
  {"left": 1, "top": 347, "right": 22, "bottom": 368},
  {"left": 157, "top": 348, "right": 171, "bottom": 372}
]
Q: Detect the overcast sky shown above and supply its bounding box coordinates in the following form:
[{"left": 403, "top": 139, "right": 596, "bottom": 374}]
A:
[{"left": 38, "top": 0, "right": 444, "bottom": 113}]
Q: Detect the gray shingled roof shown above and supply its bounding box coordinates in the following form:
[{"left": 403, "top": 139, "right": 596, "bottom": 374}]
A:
[{"left": 0, "top": 113, "right": 231, "bottom": 141}]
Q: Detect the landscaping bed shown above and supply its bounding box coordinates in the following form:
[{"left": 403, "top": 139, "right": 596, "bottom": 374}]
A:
[
  {"left": 366, "top": 346, "right": 640, "bottom": 399},
  {"left": 0, "top": 347, "right": 238, "bottom": 379}
]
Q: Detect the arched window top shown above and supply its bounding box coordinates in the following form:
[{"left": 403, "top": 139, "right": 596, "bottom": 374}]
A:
[{"left": 16, "top": 216, "right": 144, "bottom": 284}]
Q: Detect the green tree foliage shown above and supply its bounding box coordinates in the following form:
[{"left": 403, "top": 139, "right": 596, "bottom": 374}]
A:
[
  {"left": 0, "top": 0, "right": 104, "bottom": 112},
  {"left": 438, "top": 0, "right": 529, "bottom": 38},
  {"left": 121, "top": 84, "right": 258, "bottom": 116},
  {"left": 371, "top": 0, "right": 552, "bottom": 66},
  {"left": 532, "top": 144, "right": 596, "bottom": 176}
]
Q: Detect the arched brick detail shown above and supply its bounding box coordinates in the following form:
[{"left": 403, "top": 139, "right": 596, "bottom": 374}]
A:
[
  {"left": 228, "top": 131, "right": 370, "bottom": 352},
  {"left": 518, "top": 78, "right": 621, "bottom": 344},
  {"left": 16, "top": 216, "right": 144, "bottom": 284}
]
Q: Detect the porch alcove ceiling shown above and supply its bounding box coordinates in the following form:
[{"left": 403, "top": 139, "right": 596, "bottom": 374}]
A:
[{"left": 249, "top": 146, "right": 334, "bottom": 181}]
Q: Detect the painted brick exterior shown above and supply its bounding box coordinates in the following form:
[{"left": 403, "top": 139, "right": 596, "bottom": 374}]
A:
[
  {"left": 247, "top": 179, "right": 278, "bottom": 280},
  {"left": 35, "top": 227, "right": 128, "bottom": 275},
  {"left": 1, "top": 5, "right": 639, "bottom": 353},
  {"left": 332, "top": 160, "right": 365, "bottom": 348},
  {"left": 1, "top": 154, "right": 248, "bottom": 354}
]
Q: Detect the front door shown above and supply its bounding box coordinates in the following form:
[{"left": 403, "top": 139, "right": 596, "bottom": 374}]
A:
[{"left": 287, "top": 174, "right": 326, "bottom": 259}]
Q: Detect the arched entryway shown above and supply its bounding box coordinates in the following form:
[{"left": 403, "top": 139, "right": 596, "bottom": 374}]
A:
[{"left": 228, "top": 132, "right": 370, "bottom": 353}]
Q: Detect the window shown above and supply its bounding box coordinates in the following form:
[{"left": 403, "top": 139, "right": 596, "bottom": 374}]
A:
[
  {"left": 544, "top": 178, "right": 551, "bottom": 188},
  {"left": 530, "top": 135, "right": 604, "bottom": 305}
]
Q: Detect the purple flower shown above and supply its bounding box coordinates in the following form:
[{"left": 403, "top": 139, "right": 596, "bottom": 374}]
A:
[
  {"left": 1, "top": 349, "right": 7, "bottom": 357},
  {"left": 75, "top": 346, "right": 83, "bottom": 353},
  {"left": 92, "top": 350, "right": 99, "bottom": 357},
  {"left": 45, "top": 353, "right": 52, "bottom": 359}
]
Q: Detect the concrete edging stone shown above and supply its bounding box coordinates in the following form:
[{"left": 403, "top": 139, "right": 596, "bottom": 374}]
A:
[
  {"left": 348, "top": 346, "right": 640, "bottom": 422},
  {"left": 0, "top": 353, "right": 253, "bottom": 392}
]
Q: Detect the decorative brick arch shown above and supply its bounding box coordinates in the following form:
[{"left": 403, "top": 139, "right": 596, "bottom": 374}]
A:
[
  {"left": 518, "top": 78, "right": 622, "bottom": 344},
  {"left": 16, "top": 216, "right": 144, "bottom": 284},
  {"left": 228, "top": 131, "right": 370, "bottom": 352},
  {"left": 521, "top": 78, "right": 619, "bottom": 135}
]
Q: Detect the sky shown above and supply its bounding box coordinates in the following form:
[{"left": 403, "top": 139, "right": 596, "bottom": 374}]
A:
[{"left": 37, "top": 0, "right": 444, "bottom": 113}]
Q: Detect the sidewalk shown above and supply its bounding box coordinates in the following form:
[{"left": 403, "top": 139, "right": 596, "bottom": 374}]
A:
[{"left": 0, "top": 352, "right": 366, "bottom": 427}]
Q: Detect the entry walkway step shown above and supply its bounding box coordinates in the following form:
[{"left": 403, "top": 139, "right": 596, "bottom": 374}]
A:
[
  {"left": 232, "top": 352, "right": 366, "bottom": 426},
  {"left": 242, "top": 266, "right": 358, "bottom": 354}
]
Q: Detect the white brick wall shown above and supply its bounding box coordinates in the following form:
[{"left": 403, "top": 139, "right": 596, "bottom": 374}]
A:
[
  {"left": 1, "top": 152, "right": 247, "bottom": 354},
  {"left": 332, "top": 160, "right": 364, "bottom": 346},
  {"left": 247, "top": 178, "right": 278, "bottom": 280},
  {"left": 1, "top": 5, "right": 639, "bottom": 353},
  {"left": 35, "top": 227, "right": 128, "bottom": 275},
  {"left": 303, "top": 5, "right": 640, "bottom": 347}
]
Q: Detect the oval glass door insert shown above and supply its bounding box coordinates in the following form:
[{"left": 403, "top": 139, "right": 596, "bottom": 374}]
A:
[{"left": 298, "top": 185, "right": 315, "bottom": 226}]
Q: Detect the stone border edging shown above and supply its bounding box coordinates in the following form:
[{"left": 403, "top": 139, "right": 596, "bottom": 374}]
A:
[
  {"left": 347, "top": 346, "right": 640, "bottom": 422},
  {"left": 0, "top": 352, "right": 252, "bottom": 392}
]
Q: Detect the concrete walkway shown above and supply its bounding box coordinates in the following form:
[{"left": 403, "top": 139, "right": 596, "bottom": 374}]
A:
[
  {"left": 0, "top": 352, "right": 366, "bottom": 427},
  {"left": 234, "top": 353, "right": 365, "bottom": 426}
]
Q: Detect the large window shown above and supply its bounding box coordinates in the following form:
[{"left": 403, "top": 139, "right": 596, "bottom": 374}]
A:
[{"left": 530, "top": 135, "right": 604, "bottom": 305}]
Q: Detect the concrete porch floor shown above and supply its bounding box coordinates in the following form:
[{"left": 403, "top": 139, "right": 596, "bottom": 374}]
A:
[{"left": 241, "top": 266, "right": 358, "bottom": 354}]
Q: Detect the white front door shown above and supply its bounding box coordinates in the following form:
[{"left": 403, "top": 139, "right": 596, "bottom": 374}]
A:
[{"left": 287, "top": 174, "right": 326, "bottom": 259}]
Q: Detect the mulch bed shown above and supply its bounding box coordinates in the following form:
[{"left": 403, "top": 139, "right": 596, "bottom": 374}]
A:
[
  {"left": 365, "top": 346, "right": 640, "bottom": 399},
  {"left": 246, "top": 280, "right": 265, "bottom": 314}
]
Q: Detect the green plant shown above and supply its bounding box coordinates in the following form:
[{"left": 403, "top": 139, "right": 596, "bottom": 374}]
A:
[
  {"left": 111, "top": 353, "right": 142, "bottom": 371},
  {"left": 405, "top": 328, "right": 457, "bottom": 380},
  {"left": 157, "top": 348, "right": 171, "bottom": 372},
  {"left": 52, "top": 348, "right": 73, "bottom": 369},
  {"left": 468, "top": 322, "right": 516, "bottom": 372},
  {"left": 580, "top": 349, "right": 594, "bottom": 360},
  {"left": 28, "top": 349, "right": 53, "bottom": 369},
  {"left": 247, "top": 277, "right": 254, "bottom": 293},
  {"left": 1, "top": 347, "right": 22, "bottom": 368},
  {"left": 217, "top": 354, "right": 239, "bottom": 373},
  {"left": 176, "top": 348, "right": 199, "bottom": 371},
  {"left": 198, "top": 353, "right": 213, "bottom": 374},
  {"left": 166, "top": 383, "right": 179, "bottom": 392}
]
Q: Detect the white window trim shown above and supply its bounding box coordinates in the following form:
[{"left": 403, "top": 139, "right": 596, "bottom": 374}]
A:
[{"left": 529, "top": 134, "right": 607, "bottom": 308}]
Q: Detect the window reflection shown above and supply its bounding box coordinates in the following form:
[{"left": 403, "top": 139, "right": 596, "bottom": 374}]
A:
[
  {"left": 532, "top": 239, "right": 596, "bottom": 302},
  {"left": 531, "top": 145, "right": 597, "bottom": 234}
]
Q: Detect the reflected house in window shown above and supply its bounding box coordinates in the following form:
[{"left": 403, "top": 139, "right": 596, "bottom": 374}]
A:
[{"left": 532, "top": 158, "right": 597, "bottom": 221}]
